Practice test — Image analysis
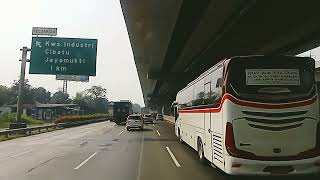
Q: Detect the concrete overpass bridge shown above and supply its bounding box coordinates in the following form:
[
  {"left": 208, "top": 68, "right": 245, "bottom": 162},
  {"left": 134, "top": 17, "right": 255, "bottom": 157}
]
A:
[{"left": 120, "top": 0, "right": 320, "bottom": 112}]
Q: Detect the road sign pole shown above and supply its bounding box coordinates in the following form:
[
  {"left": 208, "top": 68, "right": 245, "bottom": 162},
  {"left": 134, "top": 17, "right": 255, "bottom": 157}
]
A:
[{"left": 16, "top": 47, "right": 31, "bottom": 124}]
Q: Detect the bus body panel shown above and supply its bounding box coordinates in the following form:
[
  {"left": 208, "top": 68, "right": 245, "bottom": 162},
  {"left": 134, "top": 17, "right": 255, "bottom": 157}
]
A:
[
  {"left": 223, "top": 95, "right": 319, "bottom": 157},
  {"left": 221, "top": 96, "right": 320, "bottom": 175},
  {"left": 224, "top": 155, "right": 320, "bottom": 175},
  {"left": 211, "top": 107, "right": 224, "bottom": 167},
  {"left": 178, "top": 112, "right": 204, "bottom": 150},
  {"left": 204, "top": 111, "right": 212, "bottom": 162},
  {"left": 175, "top": 56, "right": 320, "bottom": 175},
  {"left": 177, "top": 97, "right": 320, "bottom": 175}
]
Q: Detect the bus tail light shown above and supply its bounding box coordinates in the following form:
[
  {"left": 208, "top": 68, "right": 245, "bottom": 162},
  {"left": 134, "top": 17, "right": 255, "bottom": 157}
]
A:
[
  {"left": 231, "top": 162, "right": 242, "bottom": 168},
  {"left": 225, "top": 122, "right": 256, "bottom": 159},
  {"left": 225, "top": 122, "right": 237, "bottom": 155}
]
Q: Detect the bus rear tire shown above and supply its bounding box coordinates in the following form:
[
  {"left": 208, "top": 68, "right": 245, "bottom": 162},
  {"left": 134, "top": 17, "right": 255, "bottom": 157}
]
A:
[{"left": 197, "top": 138, "right": 206, "bottom": 164}]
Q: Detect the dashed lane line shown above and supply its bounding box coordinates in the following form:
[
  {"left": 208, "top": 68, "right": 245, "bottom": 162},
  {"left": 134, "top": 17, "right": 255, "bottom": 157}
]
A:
[
  {"left": 74, "top": 152, "right": 98, "bottom": 170},
  {"left": 166, "top": 147, "right": 181, "bottom": 167},
  {"left": 8, "top": 149, "right": 34, "bottom": 158},
  {"left": 117, "top": 130, "right": 124, "bottom": 136}
]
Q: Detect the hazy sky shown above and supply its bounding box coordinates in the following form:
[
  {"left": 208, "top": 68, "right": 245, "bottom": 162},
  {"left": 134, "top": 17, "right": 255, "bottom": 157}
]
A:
[
  {"left": 0, "top": 0, "right": 145, "bottom": 106},
  {"left": 298, "top": 47, "right": 320, "bottom": 60}
]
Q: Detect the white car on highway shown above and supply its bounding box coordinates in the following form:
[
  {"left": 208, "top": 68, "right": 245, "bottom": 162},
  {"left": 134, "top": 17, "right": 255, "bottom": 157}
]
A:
[{"left": 126, "top": 114, "right": 143, "bottom": 131}]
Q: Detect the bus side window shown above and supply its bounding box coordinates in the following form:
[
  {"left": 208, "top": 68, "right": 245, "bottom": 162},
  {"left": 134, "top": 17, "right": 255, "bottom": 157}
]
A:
[
  {"left": 212, "top": 66, "right": 224, "bottom": 104},
  {"left": 187, "top": 84, "right": 194, "bottom": 107},
  {"left": 204, "top": 82, "right": 212, "bottom": 105},
  {"left": 216, "top": 78, "right": 223, "bottom": 88},
  {"left": 193, "top": 78, "right": 205, "bottom": 106},
  {"left": 171, "top": 102, "right": 179, "bottom": 121}
]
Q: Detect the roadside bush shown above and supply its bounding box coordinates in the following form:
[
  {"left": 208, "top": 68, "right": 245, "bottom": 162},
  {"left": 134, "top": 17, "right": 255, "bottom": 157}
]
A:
[
  {"left": 53, "top": 113, "right": 110, "bottom": 124},
  {"left": 0, "top": 113, "right": 44, "bottom": 128}
]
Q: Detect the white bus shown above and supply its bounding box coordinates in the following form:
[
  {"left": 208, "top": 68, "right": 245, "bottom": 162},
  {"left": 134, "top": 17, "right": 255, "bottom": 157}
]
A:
[{"left": 173, "top": 55, "right": 320, "bottom": 175}]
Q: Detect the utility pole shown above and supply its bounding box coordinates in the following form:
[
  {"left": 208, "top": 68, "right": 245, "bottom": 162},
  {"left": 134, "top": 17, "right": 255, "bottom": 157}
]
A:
[{"left": 13, "top": 47, "right": 30, "bottom": 129}]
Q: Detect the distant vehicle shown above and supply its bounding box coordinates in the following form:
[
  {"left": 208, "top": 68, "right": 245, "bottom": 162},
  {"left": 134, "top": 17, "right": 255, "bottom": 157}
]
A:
[
  {"left": 113, "top": 101, "right": 133, "bottom": 125},
  {"left": 173, "top": 56, "right": 320, "bottom": 175},
  {"left": 143, "top": 114, "right": 153, "bottom": 124},
  {"left": 151, "top": 112, "right": 157, "bottom": 120},
  {"left": 141, "top": 107, "right": 151, "bottom": 114},
  {"left": 126, "top": 114, "right": 143, "bottom": 131},
  {"left": 156, "top": 114, "right": 163, "bottom": 121}
]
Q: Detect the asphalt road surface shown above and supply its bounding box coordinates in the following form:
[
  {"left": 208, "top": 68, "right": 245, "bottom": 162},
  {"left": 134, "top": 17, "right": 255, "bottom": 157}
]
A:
[{"left": 0, "top": 121, "right": 318, "bottom": 180}]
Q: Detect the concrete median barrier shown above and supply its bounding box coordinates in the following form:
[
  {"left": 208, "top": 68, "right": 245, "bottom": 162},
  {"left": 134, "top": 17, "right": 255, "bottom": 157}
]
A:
[
  {"left": 163, "top": 115, "right": 175, "bottom": 124},
  {"left": 0, "top": 118, "right": 108, "bottom": 140}
]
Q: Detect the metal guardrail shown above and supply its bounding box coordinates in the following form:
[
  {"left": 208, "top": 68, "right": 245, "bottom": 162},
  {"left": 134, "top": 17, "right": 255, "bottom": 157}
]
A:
[
  {"left": 0, "top": 118, "right": 108, "bottom": 138},
  {"left": 0, "top": 124, "right": 58, "bottom": 138}
]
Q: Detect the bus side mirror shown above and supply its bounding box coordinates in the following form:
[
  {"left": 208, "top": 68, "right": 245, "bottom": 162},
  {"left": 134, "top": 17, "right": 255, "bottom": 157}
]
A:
[
  {"left": 174, "top": 107, "right": 178, "bottom": 121},
  {"left": 171, "top": 101, "right": 179, "bottom": 121}
]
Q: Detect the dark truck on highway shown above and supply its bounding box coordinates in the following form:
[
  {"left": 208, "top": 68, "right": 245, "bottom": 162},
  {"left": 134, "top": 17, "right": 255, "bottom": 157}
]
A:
[{"left": 113, "top": 101, "right": 133, "bottom": 125}]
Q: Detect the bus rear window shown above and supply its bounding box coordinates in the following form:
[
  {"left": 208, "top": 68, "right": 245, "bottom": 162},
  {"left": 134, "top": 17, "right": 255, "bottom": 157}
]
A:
[{"left": 227, "top": 56, "right": 315, "bottom": 102}]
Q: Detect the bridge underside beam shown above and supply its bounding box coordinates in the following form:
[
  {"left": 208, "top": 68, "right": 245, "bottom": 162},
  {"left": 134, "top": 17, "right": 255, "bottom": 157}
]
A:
[{"left": 121, "top": 0, "right": 320, "bottom": 108}]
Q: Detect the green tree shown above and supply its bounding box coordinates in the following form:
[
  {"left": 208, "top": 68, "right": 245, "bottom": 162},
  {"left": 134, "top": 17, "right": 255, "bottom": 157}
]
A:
[
  {"left": 9, "top": 79, "right": 34, "bottom": 105},
  {"left": 85, "top": 85, "right": 107, "bottom": 99},
  {"left": 0, "top": 85, "right": 11, "bottom": 106},
  {"left": 73, "top": 86, "right": 108, "bottom": 114},
  {"left": 73, "top": 92, "right": 91, "bottom": 113},
  {"left": 73, "top": 92, "right": 88, "bottom": 107},
  {"left": 32, "top": 87, "right": 51, "bottom": 103},
  {"left": 50, "top": 91, "right": 71, "bottom": 104}
]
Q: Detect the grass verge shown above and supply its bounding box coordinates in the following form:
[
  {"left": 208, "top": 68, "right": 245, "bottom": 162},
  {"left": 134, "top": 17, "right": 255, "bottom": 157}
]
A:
[{"left": 0, "top": 113, "right": 45, "bottom": 129}]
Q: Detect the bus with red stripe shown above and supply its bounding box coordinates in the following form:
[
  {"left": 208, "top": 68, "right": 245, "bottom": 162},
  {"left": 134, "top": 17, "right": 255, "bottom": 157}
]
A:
[{"left": 172, "top": 55, "right": 320, "bottom": 175}]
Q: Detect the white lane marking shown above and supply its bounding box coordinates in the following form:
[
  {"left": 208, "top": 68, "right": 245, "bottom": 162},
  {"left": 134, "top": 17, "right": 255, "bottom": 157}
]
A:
[
  {"left": 137, "top": 131, "right": 144, "bottom": 180},
  {"left": 9, "top": 149, "right": 34, "bottom": 158},
  {"left": 74, "top": 152, "right": 98, "bottom": 170},
  {"left": 166, "top": 147, "right": 181, "bottom": 167},
  {"left": 152, "top": 124, "right": 155, "bottom": 127},
  {"left": 156, "top": 130, "right": 161, "bottom": 136},
  {"left": 117, "top": 130, "right": 124, "bottom": 136}
]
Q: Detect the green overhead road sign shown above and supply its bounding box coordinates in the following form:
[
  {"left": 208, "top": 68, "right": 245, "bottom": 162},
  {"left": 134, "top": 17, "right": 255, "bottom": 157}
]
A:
[{"left": 30, "top": 37, "right": 97, "bottom": 76}]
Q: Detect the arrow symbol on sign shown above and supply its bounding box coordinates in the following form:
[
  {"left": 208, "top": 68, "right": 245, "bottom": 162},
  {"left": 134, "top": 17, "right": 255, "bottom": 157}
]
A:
[{"left": 35, "top": 41, "right": 42, "bottom": 48}]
